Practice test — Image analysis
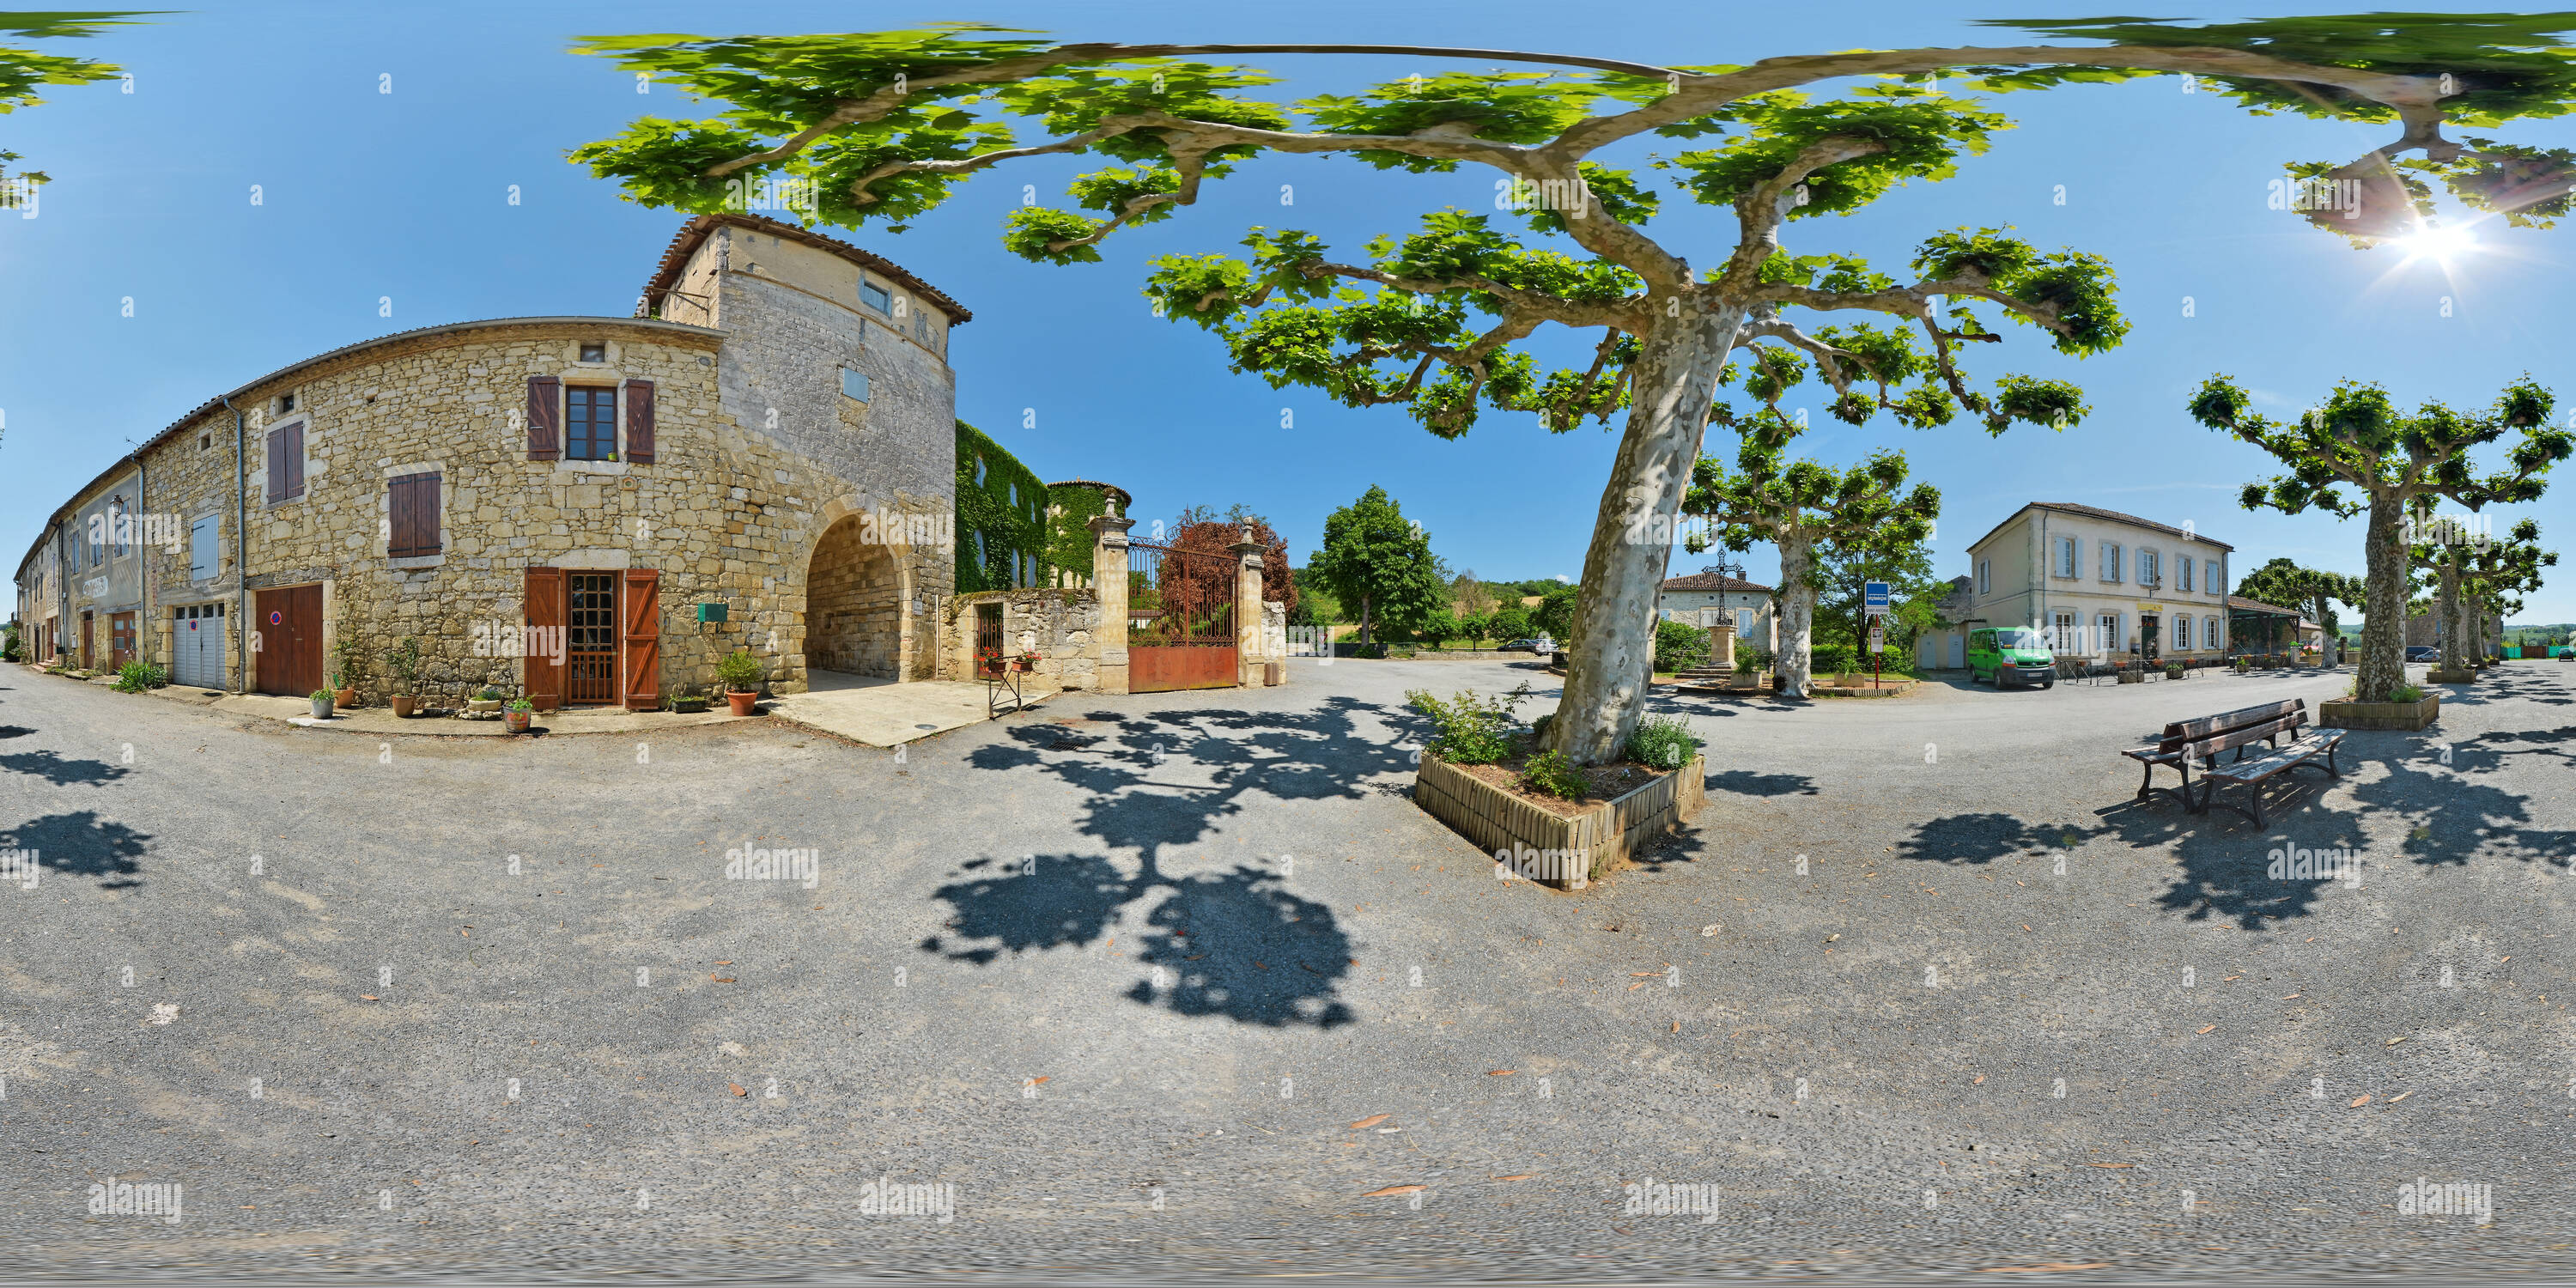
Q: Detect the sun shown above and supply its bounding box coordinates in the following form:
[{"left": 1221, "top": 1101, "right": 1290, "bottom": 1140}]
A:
[{"left": 2388, "top": 222, "right": 2479, "bottom": 264}]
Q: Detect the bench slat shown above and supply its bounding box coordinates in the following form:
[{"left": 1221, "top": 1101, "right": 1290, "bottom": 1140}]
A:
[{"left": 2163, "top": 699, "right": 2303, "bottom": 742}]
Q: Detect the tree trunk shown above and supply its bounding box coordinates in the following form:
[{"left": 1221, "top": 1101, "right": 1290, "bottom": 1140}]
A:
[
  {"left": 2437, "top": 550, "right": 2463, "bottom": 673},
  {"left": 1359, "top": 593, "right": 1372, "bottom": 646},
  {"left": 2356, "top": 494, "right": 2408, "bottom": 702},
  {"left": 1775, "top": 530, "right": 1819, "bottom": 698},
  {"left": 1547, "top": 304, "right": 1745, "bottom": 765}
]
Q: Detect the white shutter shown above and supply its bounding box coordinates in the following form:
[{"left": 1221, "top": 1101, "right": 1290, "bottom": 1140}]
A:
[{"left": 190, "top": 517, "right": 217, "bottom": 580}]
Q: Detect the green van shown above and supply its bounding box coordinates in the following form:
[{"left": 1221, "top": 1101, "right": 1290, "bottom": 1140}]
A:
[{"left": 1967, "top": 627, "right": 2056, "bottom": 689}]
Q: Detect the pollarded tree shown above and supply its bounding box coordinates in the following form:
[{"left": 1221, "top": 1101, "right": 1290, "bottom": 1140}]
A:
[
  {"left": 572, "top": 17, "right": 2576, "bottom": 760},
  {"left": 2190, "top": 378, "right": 2572, "bottom": 702},
  {"left": 0, "top": 12, "right": 137, "bottom": 197},
  {"left": 2235, "top": 556, "right": 2361, "bottom": 643},
  {"left": 2403, "top": 505, "right": 2487, "bottom": 671},
  {"left": 2460, "top": 518, "right": 2555, "bottom": 662}
]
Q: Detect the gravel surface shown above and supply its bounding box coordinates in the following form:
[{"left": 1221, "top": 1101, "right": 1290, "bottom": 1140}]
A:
[{"left": 3, "top": 657, "right": 2570, "bottom": 1283}]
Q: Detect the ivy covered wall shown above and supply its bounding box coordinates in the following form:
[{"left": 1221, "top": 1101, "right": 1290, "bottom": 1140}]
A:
[
  {"left": 954, "top": 420, "right": 1048, "bottom": 593},
  {"left": 1045, "top": 480, "right": 1128, "bottom": 585}
]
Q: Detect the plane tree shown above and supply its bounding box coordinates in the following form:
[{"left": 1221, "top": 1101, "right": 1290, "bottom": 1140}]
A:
[
  {"left": 2235, "top": 556, "right": 2361, "bottom": 644},
  {"left": 2190, "top": 377, "right": 2571, "bottom": 702},
  {"left": 2460, "top": 518, "right": 2554, "bottom": 661},
  {"left": 571, "top": 15, "right": 2576, "bottom": 761},
  {"left": 0, "top": 12, "right": 137, "bottom": 197}
]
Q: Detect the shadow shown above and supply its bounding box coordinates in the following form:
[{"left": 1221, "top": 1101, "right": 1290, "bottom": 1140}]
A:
[
  {"left": 0, "top": 726, "right": 33, "bottom": 738},
  {"left": 935, "top": 694, "right": 1419, "bottom": 1028},
  {"left": 7, "top": 811, "right": 152, "bottom": 889},
  {"left": 0, "top": 749, "right": 131, "bottom": 787},
  {"left": 1899, "top": 812, "right": 2092, "bottom": 866},
  {"left": 1704, "top": 769, "right": 1819, "bottom": 798}
]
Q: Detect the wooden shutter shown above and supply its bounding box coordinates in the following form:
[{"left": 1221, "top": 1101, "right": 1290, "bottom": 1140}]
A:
[
  {"left": 624, "top": 380, "right": 656, "bottom": 463},
  {"left": 526, "top": 376, "right": 562, "bottom": 460},
  {"left": 265, "top": 427, "right": 287, "bottom": 502},
  {"left": 388, "top": 473, "right": 443, "bottom": 557},
  {"left": 283, "top": 422, "right": 305, "bottom": 499},
  {"left": 620, "top": 568, "right": 660, "bottom": 710},
  {"left": 524, "top": 567, "right": 565, "bottom": 708},
  {"left": 388, "top": 476, "right": 415, "bottom": 556}
]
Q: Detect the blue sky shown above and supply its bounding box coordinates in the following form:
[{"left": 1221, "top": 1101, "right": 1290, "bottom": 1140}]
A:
[{"left": 7, "top": 1, "right": 2574, "bottom": 622}]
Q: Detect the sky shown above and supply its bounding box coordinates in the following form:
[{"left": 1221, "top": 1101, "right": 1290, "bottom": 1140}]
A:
[{"left": 6, "top": 1, "right": 2575, "bottom": 623}]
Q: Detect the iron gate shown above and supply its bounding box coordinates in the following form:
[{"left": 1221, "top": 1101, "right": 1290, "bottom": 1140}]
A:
[{"left": 1127, "top": 539, "right": 1238, "bottom": 692}]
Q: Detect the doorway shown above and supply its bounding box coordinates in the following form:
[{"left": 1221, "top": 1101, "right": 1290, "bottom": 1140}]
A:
[
  {"left": 2140, "top": 615, "right": 2161, "bottom": 662},
  {"left": 108, "top": 611, "right": 137, "bottom": 669},
  {"left": 254, "top": 585, "right": 323, "bottom": 696},
  {"left": 80, "top": 611, "right": 94, "bottom": 669},
  {"left": 567, "top": 572, "right": 619, "bottom": 705}
]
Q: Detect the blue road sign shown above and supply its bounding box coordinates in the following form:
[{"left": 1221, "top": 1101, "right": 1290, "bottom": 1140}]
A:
[{"left": 1864, "top": 580, "right": 1891, "bottom": 611}]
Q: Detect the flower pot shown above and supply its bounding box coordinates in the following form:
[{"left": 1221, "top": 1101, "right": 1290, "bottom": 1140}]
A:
[
  {"left": 391, "top": 695, "right": 417, "bottom": 718},
  {"left": 505, "top": 709, "right": 532, "bottom": 734},
  {"left": 671, "top": 696, "right": 709, "bottom": 714},
  {"left": 726, "top": 690, "right": 760, "bottom": 716},
  {"left": 334, "top": 688, "right": 357, "bottom": 708},
  {"left": 310, "top": 696, "right": 333, "bottom": 720}
]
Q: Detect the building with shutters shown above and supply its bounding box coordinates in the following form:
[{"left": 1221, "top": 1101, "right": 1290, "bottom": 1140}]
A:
[
  {"left": 12, "top": 213, "right": 980, "bottom": 708},
  {"left": 1655, "top": 570, "right": 1777, "bottom": 652},
  {"left": 1920, "top": 501, "right": 2235, "bottom": 667}
]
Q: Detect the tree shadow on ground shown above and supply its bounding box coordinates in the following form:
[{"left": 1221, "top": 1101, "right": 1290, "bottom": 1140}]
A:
[
  {"left": 935, "top": 696, "right": 1411, "bottom": 1028},
  {"left": 8, "top": 811, "right": 151, "bottom": 889},
  {"left": 0, "top": 749, "right": 131, "bottom": 787},
  {"left": 0, "top": 726, "right": 33, "bottom": 739},
  {"left": 1704, "top": 769, "right": 1818, "bottom": 798}
]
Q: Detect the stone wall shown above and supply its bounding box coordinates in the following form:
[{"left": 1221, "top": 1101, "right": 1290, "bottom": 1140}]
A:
[
  {"left": 941, "top": 587, "right": 1103, "bottom": 690},
  {"left": 806, "top": 516, "right": 902, "bottom": 677}
]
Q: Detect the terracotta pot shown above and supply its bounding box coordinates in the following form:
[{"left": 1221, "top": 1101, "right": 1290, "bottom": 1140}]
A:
[
  {"left": 726, "top": 690, "right": 760, "bottom": 716},
  {"left": 505, "top": 708, "right": 532, "bottom": 733},
  {"left": 391, "top": 695, "right": 417, "bottom": 718},
  {"left": 334, "top": 688, "right": 357, "bottom": 708}
]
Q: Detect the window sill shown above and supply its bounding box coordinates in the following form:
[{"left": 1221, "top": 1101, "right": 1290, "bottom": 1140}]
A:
[
  {"left": 389, "top": 553, "right": 446, "bottom": 570},
  {"left": 552, "top": 459, "right": 631, "bottom": 477}
]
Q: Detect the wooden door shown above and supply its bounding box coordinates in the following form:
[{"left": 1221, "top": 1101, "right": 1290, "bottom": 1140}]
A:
[
  {"left": 524, "top": 568, "right": 566, "bottom": 709},
  {"left": 109, "top": 611, "right": 136, "bottom": 669},
  {"left": 620, "top": 569, "right": 660, "bottom": 710},
  {"left": 81, "top": 612, "right": 93, "bottom": 668},
  {"left": 254, "top": 586, "right": 322, "bottom": 696},
  {"left": 566, "top": 572, "right": 619, "bottom": 705}
]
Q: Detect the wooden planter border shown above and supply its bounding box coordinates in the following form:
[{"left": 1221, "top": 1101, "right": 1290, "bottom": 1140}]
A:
[
  {"left": 1414, "top": 752, "right": 1707, "bottom": 890},
  {"left": 2320, "top": 694, "right": 2439, "bottom": 731}
]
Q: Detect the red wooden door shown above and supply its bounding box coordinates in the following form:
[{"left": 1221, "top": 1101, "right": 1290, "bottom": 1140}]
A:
[
  {"left": 109, "top": 612, "right": 136, "bottom": 669},
  {"left": 254, "top": 586, "right": 321, "bottom": 696},
  {"left": 620, "top": 568, "right": 660, "bottom": 710},
  {"left": 80, "top": 613, "right": 93, "bottom": 669},
  {"left": 524, "top": 568, "right": 566, "bottom": 709}
]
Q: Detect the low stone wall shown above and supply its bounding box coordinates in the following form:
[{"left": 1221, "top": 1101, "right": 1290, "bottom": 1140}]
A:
[{"left": 941, "top": 587, "right": 1103, "bottom": 689}]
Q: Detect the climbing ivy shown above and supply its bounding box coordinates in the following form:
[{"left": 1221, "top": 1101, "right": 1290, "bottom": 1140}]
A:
[
  {"left": 1044, "top": 481, "right": 1124, "bottom": 584},
  {"left": 954, "top": 419, "right": 1047, "bottom": 593}
]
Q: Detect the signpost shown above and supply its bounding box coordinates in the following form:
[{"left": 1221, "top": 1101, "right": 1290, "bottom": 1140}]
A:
[{"left": 1863, "top": 581, "right": 1890, "bottom": 687}]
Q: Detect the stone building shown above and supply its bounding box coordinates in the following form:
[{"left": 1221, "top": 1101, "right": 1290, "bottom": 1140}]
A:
[
  {"left": 1656, "top": 570, "right": 1777, "bottom": 651},
  {"left": 13, "top": 214, "right": 977, "bottom": 708}
]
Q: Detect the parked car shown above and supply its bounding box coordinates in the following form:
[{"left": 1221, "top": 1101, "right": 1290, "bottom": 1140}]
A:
[
  {"left": 1497, "top": 639, "right": 1544, "bottom": 653},
  {"left": 2404, "top": 646, "right": 2439, "bottom": 663},
  {"left": 1967, "top": 626, "right": 2056, "bottom": 690},
  {"left": 2558, "top": 646, "right": 2574, "bottom": 661}
]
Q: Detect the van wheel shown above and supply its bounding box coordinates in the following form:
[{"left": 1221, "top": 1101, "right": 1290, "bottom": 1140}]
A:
[{"left": 2040, "top": 677, "right": 2055, "bottom": 690}]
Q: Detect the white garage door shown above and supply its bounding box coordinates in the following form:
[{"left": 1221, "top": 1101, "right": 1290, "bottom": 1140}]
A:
[{"left": 173, "top": 603, "right": 228, "bottom": 689}]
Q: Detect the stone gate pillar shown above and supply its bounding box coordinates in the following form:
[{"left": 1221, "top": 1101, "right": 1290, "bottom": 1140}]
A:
[
  {"left": 1232, "top": 538, "right": 1268, "bottom": 686},
  {"left": 1091, "top": 514, "right": 1134, "bottom": 695}
]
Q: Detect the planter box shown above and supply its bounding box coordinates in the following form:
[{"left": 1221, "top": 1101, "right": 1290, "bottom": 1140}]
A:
[
  {"left": 2427, "top": 668, "right": 2476, "bottom": 683},
  {"left": 1413, "top": 752, "right": 1706, "bottom": 890},
  {"left": 2117, "top": 671, "right": 2144, "bottom": 684},
  {"left": 2321, "top": 693, "right": 2439, "bottom": 731}
]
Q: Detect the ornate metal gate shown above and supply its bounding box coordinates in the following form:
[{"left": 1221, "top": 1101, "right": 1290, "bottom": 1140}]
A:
[{"left": 1127, "top": 539, "right": 1238, "bottom": 692}]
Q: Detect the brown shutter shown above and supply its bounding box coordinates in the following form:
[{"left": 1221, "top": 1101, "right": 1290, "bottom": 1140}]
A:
[
  {"left": 387, "top": 475, "right": 415, "bottom": 556},
  {"left": 526, "top": 376, "right": 562, "bottom": 460},
  {"left": 283, "top": 422, "right": 305, "bottom": 499},
  {"left": 620, "top": 568, "right": 660, "bottom": 710},
  {"left": 624, "top": 380, "right": 655, "bottom": 464},
  {"left": 265, "top": 428, "right": 285, "bottom": 502},
  {"left": 523, "top": 567, "right": 565, "bottom": 708},
  {"left": 418, "top": 472, "right": 441, "bottom": 554}
]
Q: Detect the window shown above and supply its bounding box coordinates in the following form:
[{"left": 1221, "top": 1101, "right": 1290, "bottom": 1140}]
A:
[
  {"left": 2207, "top": 616, "right": 2223, "bottom": 649},
  {"left": 199, "top": 434, "right": 210, "bottom": 451},
  {"left": 388, "top": 471, "right": 442, "bottom": 558},
  {"left": 580, "top": 342, "right": 607, "bottom": 363},
  {"left": 2139, "top": 549, "right": 2160, "bottom": 588},
  {"left": 1976, "top": 559, "right": 1991, "bottom": 596},
  {"left": 109, "top": 498, "right": 127, "bottom": 557},
  {"left": 2174, "top": 614, "right": 2190, "bottom": 650},
  {"left": 2178, "top": 556, "right": 2193, "bottom": 593},
  {"left": 2056, "top": 536, "right": 2076, "bottom": 578},
  {"left": 189, "top": 516, "right": 217, "bottom": 580},
  {"left": 972, "top": 454, "right": 987, "bottom": 487},
  {"left": 2053, "top": 609, "right": 2078, "bottom": 653},
  {"left": 1736, "top": 607, "right": 1755, "bottom": 635},
  {"left": 860, "top": 278, "right": 892, "bottom": 314},
  {"left": 841, "top": 368, "right": 870, "bottom": 402},
  {"left": 87, "top": 510, "right": 102, "bottom": 567},
  {"left": 264, "top": 420, "right": 305, "bottom": 502},
  {"left": 914, "top": 308, "right": 930, "bottom": 343},
  {"left": 276, "top": 392, "right": 295, "bottom": 414},
  {"left": 2099, "top": 612, "right": 2120, "bottom": 653},
  {"left": 565, "top": 386, "right": 617, "bottom": 460},
  {"left": 2099, "top": 541, "right": 2121, "bottom": 582}
]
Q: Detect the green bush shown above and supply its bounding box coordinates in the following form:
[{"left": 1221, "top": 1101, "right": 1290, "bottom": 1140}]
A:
[
  {"left": 112, "top": 661, "right": 167, "bottom": 693},
  {"left": 1520, "top": 749, "right": 1586, "bottom": 799},
  {"left": 1735, "top": 645, "right": 1773, "bottom": 674},
  {"left": 1625, "top": 713, "right": 1703, "bottom": 770},
  {"left": 716, "top": 649, "right": 764, "bottom": 692},
  {"left": 2391, "top": 684, "right": 2425, "bottom": 703},
  {"left": 1810, "top": 644, "right": 1856, "bottom": 677},
  {"left": 1405, "top": 684, "right": 1531, "bottom": 765},
  {"left": 1653, "top": 618, "right": 1711, "bottom": 672}
]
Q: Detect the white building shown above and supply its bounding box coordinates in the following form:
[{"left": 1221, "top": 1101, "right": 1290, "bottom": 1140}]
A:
[
  {"left": 1917, "top": 502, "right": 2233, "bottom": 668},
  {"left": 1657, "top": 571, "right": 1777, "bottom": 651}
]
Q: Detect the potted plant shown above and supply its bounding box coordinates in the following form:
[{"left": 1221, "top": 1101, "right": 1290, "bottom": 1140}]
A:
[
  {"left": 2164, "top": 661, "right": 2186, "bottom": 679},
  {"left": 718, "top": 648, "right": 764, "bottom": 715},
  {"left": 309, "top": 688, "right": 334, "bottom": 720},
  {"left": 330, "top": 630, "right": 363, "bottom": 708},
  {"left": 668, "top": 687, "right": 710, "bottom": 714},
  {"left": 504, "top": 696, "right": 534, "bottom": 734},
  {"left": 1017, "top": 648, "right": 1042, "bottom": 673},
  {"left": 386, "top": 635, "right": 423, "bottom": 718},
  {"left": 467, "top": 685, "right": 506, "bottom": 719}
]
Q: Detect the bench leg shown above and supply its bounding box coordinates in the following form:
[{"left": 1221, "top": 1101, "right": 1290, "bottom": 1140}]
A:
[{"left": 2137, "top": 758, "right": 2157, "bottom": 800}]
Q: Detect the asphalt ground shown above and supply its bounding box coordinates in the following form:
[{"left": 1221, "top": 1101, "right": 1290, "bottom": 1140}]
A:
[{"left": 3, "top": 656, "right": 2571, "bottom": 1284}]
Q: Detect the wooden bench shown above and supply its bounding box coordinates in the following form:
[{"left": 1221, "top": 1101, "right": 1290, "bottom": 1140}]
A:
[{"left": 2120, "top": 699, "right": 2344, "bottom": 823}]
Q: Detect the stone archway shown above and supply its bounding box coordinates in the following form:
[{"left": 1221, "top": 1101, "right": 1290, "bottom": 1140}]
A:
[{"left": 805, "top": 515, "right": 903, "bottom": 678}]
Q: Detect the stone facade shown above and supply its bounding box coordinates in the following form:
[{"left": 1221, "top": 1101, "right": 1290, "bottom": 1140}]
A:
[
  {"left": 941, "top": 587, "right": 1105, "bottom": 689},
  {"left": 15, "top": 214, "right": 970, "bottom": 708}
]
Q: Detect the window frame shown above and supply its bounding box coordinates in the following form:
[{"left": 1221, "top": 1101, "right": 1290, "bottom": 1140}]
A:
[
  {"left": 859, "top": 277, "right": 892, "bottom": 315},
  {"left": 264, "top": 416, "right": 309, "bottom": 506},
  {"left": 2099, "top": 541, "right": 2122, "bottom": 583},
  {"left": 563, "top": 385, "right": 620, "bottom": 462},
  {"left": 1977, "top": 558, "right": 1991, "bottom": 597},
  {"left": 387, "top": 471, "right": 445, "bottom": 559},
  {"left": 2056, "top": 535, "right": 2077, "bottom": 578},
  {"left": 840, "top": 367, "right": 871, "bottom": 403}
]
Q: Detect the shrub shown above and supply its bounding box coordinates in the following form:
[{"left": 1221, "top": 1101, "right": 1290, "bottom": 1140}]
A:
[
  {"left": 716, "top": 648, "right": 764, "bottom": 692},
  {"left": 1520, "top": 748, "right": 1586, "bottom": 799},
  {"left": 1810, "top": 644, "right": 1856, "bottom": 677},
  {"left": 2391, "top": 684, "right": 2425, "bottom": 703},
  {"left": 1406, "top": 684, "right": 1530, "bottom": 765},
  {"left": 1735, "top": 645, "right": 1773, "bottom": 674},
  {"left": 507, "top": 696, "right": 536, "bottom": 713},
  {"left": 1653, "top": 618, "right": 1711, "bottom": 672},
  {"left": 1349, "top": 641, "right": 1388, "bottom": 659},
  {"left": 1625, "top": 713, "right": 1703, "bottom": 770},
  {"left": 113, "top": 661, "right": 167, "bottom": 693}
]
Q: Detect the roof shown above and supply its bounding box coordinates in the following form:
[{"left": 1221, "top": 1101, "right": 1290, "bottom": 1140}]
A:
[
  {"left": 1048, "top": 478, "right": 1133, "bottom": 510},
  {"left": 1660, "top": 572, "right": 1774, "bottom": 594},
  {"left": 16, "top": 315, "right": 722, "bottom": 582},
  {"left": 1965, "top": 502, "right": 2237, "bottom": 557},
  {"left": 643, "top": 214, "right": 971, "bottom": 325},
  {"left": 2227, "top": 595, "right": 2303, "bottom": 617}
]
